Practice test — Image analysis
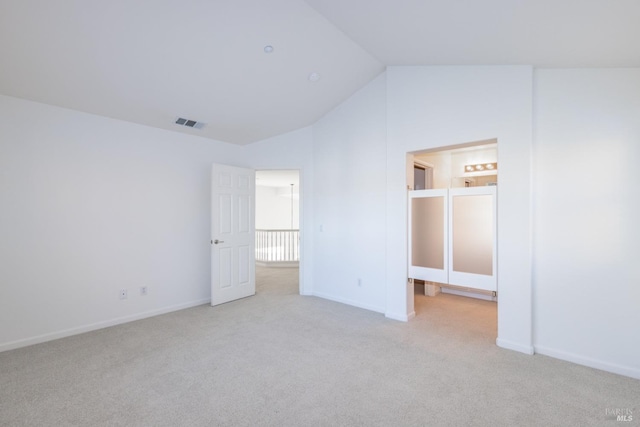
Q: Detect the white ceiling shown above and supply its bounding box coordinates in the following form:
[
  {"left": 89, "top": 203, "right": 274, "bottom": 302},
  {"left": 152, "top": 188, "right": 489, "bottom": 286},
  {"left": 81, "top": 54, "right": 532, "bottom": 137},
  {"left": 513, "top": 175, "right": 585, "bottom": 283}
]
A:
[
  {"left": 0, "top": 0, "right": 383, "bottom": 145},
  {"left": 306, "top": 0, "right": 640, "bottom": 67},
  {"left": 1, "top": 0, "right": 638, "bottom": 145}
]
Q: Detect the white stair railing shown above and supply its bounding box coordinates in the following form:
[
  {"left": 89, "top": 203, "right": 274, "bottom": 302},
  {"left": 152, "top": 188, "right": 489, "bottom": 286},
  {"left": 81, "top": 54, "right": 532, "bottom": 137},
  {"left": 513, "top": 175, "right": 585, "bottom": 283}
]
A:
[{"left": 256, "top": 229, "right": 299, "bottom": 263}]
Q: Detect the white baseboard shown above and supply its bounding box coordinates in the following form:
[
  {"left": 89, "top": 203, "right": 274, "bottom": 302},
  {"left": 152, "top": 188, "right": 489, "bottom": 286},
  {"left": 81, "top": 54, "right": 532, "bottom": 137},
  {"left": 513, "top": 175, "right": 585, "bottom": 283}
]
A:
[
  {"left": 0, "top": 298, "right": 211, "bottom": 353},
  {"left": 441, "top": 287, "right": 496, "bottom": 301},
  {"left": 311, "top": 291, "right": 385, "bottom": 314},
  {"left": 385, "top": 311, "right": 414, "bottom": 322},
  {"left": 256, "top": 261, "right": 299, "bottom": 268},
  {"left": 496, "top": 337, "right": 535, "bottom": 355},
  {"left": 535, "top": 345, "right": 640, "bottom": 380}
]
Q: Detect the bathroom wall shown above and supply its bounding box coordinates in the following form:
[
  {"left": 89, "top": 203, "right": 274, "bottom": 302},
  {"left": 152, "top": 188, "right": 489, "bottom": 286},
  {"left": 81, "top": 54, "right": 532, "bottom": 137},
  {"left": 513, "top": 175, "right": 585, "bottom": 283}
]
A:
[{"left": 416, "top": 145, "right": 497, "bottom": 189}]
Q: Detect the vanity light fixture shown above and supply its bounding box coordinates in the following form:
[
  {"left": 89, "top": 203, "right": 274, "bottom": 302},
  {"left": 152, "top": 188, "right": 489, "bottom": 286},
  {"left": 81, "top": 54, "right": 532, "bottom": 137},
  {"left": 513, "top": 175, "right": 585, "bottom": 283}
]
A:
[{"left": 464, "top": 162, "right": 497, "bottom": 173}]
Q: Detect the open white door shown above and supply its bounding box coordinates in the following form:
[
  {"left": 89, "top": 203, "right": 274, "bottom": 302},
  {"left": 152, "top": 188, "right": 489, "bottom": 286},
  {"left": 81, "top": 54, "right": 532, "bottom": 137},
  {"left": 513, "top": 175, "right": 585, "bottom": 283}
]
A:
[{"left": 211, "top": 163, "right": 255, "bottom": 306}]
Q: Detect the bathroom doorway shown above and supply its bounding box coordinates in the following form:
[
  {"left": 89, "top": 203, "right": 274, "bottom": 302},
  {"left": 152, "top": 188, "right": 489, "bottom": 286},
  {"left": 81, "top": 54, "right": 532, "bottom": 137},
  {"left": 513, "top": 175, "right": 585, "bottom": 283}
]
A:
[{"left": 408, "top": 140, "right": 498, "bottom": 333}]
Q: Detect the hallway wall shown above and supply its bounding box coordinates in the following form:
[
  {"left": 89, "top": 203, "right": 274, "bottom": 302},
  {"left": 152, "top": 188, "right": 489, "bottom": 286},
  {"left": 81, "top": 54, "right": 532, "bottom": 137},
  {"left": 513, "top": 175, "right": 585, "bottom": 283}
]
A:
[{"left": 255, "top": 185, "right": 299, "bottom": 230}]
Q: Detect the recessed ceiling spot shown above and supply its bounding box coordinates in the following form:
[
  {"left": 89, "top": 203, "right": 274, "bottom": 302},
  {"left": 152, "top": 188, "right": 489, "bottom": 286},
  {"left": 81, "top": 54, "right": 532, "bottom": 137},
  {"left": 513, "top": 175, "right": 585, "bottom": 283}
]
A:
[
  {"left": 264, "top": 45, "right": 274, "bottom": 53},
  {"left": 308, "top": 72, "right": 320, "bottom": 82}
]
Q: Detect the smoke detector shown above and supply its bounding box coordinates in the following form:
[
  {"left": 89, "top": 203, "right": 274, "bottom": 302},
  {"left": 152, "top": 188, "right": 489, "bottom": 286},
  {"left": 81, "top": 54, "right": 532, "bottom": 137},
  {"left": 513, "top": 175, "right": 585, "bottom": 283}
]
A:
[{"left": 174, "top": 117, "right": 205, "bottom": 129}]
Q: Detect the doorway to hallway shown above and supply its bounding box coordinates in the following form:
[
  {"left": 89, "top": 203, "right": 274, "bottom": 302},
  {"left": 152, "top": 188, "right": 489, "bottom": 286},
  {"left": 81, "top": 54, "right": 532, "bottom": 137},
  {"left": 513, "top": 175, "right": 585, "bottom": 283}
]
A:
[{"left": 255, "top": 170, "right": 301, "bottom": 294}]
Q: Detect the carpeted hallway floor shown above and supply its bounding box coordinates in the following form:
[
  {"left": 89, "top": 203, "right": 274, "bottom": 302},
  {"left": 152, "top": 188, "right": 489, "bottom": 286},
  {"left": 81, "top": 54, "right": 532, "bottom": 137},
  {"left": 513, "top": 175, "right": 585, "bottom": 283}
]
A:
[{"left": 1, "top": 267, "right": 637, "bottom": 426}]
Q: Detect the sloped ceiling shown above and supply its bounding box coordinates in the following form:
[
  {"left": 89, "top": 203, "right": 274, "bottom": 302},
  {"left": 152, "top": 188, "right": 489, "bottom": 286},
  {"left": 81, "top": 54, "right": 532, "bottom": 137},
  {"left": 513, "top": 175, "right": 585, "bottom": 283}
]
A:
[
  {"left": 0, "top": 0, "right": 383, "bottom": 144},
  {"left": 1, "top": 0, "right": 639, "bottom": 145},
  {"left": 306, "top": 0, "right": 640, "bottom": 67}
]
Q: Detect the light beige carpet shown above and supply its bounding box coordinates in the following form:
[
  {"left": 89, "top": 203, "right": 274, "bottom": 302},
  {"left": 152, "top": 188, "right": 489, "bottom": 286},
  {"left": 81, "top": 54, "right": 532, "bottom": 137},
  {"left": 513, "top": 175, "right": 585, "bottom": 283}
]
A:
[{"left": 1, "top": 267, "right": 637, "bottom": 426}]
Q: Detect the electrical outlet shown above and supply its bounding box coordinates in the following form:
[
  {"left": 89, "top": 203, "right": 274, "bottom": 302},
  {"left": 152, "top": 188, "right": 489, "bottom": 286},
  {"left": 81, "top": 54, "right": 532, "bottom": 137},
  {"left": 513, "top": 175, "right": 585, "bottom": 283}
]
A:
[
  {"left": 140, "top": 286, "right": 148, "bottom": 296},
  {"left": 119, "top": 289, "right": 128, "bottom": 300},
  {"left": 357, "top": 278, "right": 362, "bottom": 287}
]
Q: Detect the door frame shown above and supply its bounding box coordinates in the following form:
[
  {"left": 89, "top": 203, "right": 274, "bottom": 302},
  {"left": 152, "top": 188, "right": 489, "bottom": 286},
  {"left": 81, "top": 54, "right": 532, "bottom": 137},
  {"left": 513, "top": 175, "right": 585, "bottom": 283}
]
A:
[
  {"left": 407, "top": 141, "right": 500, "bottom": 321},
  {"left": 254, "top": 168, "right": 304, "bottom": 295}
]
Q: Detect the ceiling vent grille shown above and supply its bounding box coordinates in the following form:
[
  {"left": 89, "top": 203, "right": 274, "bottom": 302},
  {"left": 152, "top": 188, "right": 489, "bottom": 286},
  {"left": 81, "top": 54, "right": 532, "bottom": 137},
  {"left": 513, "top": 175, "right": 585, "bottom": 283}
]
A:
[{"left": 175, "top": 117, "right": 205, "bottom": 129}]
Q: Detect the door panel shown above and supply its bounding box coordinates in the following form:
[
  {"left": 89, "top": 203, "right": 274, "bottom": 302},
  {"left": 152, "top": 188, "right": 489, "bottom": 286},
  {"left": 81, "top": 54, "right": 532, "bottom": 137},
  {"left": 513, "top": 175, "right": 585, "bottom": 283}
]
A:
[
  {"left": 238, "top": 195, "right": 250, "bottom": 233},
  {"left": 408, "top": 186, "right": 497, "bottom": 293},
  {"left": 219, "top": 247, "right": 233, "bottom": 289},
  {"left": 451, "top": 194, "right": 494, "bottom": 276},
  {"left": 211, "top": 164, "right": 255, "bottom": 306},
  {"left": 238, "top": 245, "right": 250, "bottom": 285},
  {"left": 412, "top": 197, "right": 445, "bottom": 269},
  {"left": 408, "top": 189, "right": 448, "bottom": 284},
  {"left": 219, "top": 194, "right": 232, "bottom": 234},
  {"left": 448, "top": 187, "right": 497, "bottom": 291}
]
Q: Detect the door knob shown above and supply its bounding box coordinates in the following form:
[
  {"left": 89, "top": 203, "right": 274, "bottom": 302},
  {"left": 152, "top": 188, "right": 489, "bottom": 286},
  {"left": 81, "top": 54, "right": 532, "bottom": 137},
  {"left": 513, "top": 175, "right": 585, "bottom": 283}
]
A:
[{"left": 213, "top": 239, "right": 224, "bottom": 244}]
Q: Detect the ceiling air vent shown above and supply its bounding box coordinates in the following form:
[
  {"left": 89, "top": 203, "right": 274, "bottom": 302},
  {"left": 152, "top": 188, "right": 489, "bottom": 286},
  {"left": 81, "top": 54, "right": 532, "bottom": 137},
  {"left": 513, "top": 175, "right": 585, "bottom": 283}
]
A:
[{"left": 175, "top": 117, "right": 205, "bottom": 129}]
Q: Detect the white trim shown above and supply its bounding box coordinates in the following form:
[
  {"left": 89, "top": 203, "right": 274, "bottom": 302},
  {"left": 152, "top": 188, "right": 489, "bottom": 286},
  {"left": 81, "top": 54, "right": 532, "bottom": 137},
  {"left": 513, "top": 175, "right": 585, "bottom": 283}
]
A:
[
  {"left": 496, "top": 337, "right": 535, "bottom": 355},
  {"left": 312, "top": 291, "right": 385, "bottom": 314},
  {"left": 385, "top": 311, "right": 415, "bottom": 322},
  {"left": 535, "top": 345, "right": 640, "bottom": 380},
  {"left": 441, "top": 287, "right": 496, "bottom": 301},
  {"left": 413, "top": 159, "right": 434, "bottom": 169},
  {"left": 0, "top": 298, "right": 211, "bottom": 353},
  {"left": 255, "top": 261, "right": 299, "bottom": 268}
]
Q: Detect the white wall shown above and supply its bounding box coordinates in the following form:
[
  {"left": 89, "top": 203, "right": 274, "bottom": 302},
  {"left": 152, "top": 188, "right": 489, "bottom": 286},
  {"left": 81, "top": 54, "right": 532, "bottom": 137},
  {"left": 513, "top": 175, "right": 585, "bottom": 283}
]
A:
[
  {"left": 533, "top": 69, "right": 640, "bottom": 378},
  {"left": 3, "top": 67, "right": 637, "bottom": 380},
  {"left": 0, "top": 94, "right": 244, "bottom": 351},
  {"left": 255, "top": 186, "right": 299, "bottom": 230},
  {"left": 241, "top": 126, "right": 314, "bottom": 295},
  {"left": 311, "top": 73, "right": 388, "bottom": 313},
  {"left": 386, "top": 66, "right": 534, "bottom": 354}
]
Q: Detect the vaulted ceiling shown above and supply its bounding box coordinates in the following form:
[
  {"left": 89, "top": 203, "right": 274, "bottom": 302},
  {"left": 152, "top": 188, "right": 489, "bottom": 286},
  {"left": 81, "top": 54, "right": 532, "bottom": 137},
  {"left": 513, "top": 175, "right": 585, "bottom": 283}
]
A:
[{"left": 1, "top": 0, "right": 638, "bottom": 145}]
